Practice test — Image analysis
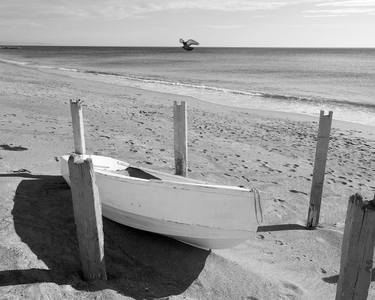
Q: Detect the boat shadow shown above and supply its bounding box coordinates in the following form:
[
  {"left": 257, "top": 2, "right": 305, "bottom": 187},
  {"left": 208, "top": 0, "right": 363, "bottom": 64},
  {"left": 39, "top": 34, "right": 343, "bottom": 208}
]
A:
[{"left": 0, "top": 174, "right": 210, "bottom": 299}]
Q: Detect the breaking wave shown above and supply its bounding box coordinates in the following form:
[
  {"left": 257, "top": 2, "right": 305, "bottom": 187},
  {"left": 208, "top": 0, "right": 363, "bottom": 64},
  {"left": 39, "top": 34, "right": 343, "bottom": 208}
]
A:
[{"left": 84, "top": 70, "right": 375, "bottom": 111}]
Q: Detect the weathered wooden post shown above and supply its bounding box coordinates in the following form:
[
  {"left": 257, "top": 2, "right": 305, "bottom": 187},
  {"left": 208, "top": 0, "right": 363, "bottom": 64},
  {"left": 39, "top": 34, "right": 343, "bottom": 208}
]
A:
[
  {"left": 68, "top": 155, "right": 107, "bottom": 280},
  {"left": 335, "top": 194, "right": 375, "bottom": 300},
  {"left": 68, "top": 101, "right": 106, "bottom": 280},
  {"left": 70, "top": 99, "right": 86, "bottom": 155},
  {"left": 174, "top": 101, "right": 188, "bottom": 176},
  {"left": 306, "top": 110, "right": 333, "bottom": 229}
]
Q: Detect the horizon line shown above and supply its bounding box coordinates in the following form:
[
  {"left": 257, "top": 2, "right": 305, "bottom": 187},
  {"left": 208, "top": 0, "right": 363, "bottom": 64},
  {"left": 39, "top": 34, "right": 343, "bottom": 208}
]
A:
[{"left": 1, "top": 44, "right": 375, "bottom": 49}]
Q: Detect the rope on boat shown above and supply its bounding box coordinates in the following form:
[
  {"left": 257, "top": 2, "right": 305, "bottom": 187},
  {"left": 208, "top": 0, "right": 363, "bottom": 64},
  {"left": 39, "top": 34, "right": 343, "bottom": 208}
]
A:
[{"left": 251, "top": 188, "right": 263, "bottom": 224}]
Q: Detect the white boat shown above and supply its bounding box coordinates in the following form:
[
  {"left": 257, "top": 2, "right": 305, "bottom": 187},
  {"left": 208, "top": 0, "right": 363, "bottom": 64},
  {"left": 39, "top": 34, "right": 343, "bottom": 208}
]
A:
[{"left": 60, "top": 154, "right": 262, "bottom": 249}]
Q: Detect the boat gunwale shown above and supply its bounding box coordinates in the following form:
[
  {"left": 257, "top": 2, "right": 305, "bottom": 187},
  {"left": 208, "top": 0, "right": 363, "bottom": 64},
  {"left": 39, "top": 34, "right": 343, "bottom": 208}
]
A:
[
  {"left": 61, "top": 154, "right": 253, "bottom": 195},
  {"left": 96, "top": 170, "right": 252, "bottom": 196}
]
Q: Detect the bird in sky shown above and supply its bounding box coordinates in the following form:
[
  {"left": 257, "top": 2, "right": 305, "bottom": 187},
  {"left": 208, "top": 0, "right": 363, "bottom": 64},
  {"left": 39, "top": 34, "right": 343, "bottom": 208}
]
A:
[{"left": 179, "top": 38, "right": 199, "bottom": 51}]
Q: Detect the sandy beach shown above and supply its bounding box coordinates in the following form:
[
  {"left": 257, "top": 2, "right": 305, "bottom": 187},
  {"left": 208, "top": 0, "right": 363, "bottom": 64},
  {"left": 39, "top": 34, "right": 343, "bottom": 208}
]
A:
[{"left": 1, "top": 60, "right": 375, "bottom": 299}]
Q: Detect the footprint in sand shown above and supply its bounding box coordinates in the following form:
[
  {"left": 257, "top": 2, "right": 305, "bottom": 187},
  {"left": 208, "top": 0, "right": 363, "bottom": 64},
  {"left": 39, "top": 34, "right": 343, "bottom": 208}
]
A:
[
  {"left": 274, "top": 198, "right": 286, "bottom": 203},
  {"left": 0, "top": 144, "right": 28, "bottom": 151},
  {"left": 289, "top": 189, "right": 308, "bottom": 196},
  {"left": 242, "top": 175, "right": 250, "bottom": 182},
  {"left": 280, "top": 281, "right": 304, "bottom": 297}
]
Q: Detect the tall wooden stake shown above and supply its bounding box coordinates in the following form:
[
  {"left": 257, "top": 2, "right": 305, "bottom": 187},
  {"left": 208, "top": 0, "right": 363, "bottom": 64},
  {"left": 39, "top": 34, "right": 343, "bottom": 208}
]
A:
[
  {"left": 70, "top": 99, "right": 86, "bottom": 155},
  {"left": 68, "top": 155, "right": 107, "bottom": 280},
  {"left": 174, "top": 101, "right": 188, "bottom": 176},
  {"left": 336, "top": 194, "right": 375, "bottom": 300},
  {"left": 306, "top": 110, "right": 333, "bottom": 229}
]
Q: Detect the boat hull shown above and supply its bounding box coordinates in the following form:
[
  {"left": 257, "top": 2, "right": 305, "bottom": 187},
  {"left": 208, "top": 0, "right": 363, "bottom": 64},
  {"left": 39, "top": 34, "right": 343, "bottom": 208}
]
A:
[
  {"left": 60, "top": 155, "right": 259, "bottom": 249},
  {"left": 102, "top": 203, "right": 251, "bottom": 249}
]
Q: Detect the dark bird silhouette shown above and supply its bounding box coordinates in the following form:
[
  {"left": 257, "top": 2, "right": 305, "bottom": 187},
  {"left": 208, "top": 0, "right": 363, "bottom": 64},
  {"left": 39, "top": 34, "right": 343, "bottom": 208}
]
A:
[{"left": 179, "top": 38, "right": 199, "bottom": 51}]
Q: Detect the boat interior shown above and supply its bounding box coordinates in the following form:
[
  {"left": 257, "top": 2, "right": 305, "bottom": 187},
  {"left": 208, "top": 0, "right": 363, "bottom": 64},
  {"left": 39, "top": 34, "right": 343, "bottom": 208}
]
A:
[
  {"left": 115, "top": 166, "right": 206, "bottom": 184},
  {"left": 122, "top": 167, "right": 161, "bottom": 180}
]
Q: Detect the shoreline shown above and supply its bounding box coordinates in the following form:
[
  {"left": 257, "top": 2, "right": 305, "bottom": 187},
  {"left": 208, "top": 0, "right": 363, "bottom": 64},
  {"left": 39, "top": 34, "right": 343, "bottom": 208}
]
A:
[
  {"left": 33, "top": 61, "right": 375, "bottom": 139},
  {"left": 1, "top": 60, "right": 375, "bottom": 299},
  {"left": 1, "top": 56, "right": 375, "bottom": 128}
]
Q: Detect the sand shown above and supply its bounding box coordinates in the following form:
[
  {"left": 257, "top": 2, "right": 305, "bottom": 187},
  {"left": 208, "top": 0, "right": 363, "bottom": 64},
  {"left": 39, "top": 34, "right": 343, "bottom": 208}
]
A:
[{"left": 1, "top": 60, "right": 375, "bottom": 299}]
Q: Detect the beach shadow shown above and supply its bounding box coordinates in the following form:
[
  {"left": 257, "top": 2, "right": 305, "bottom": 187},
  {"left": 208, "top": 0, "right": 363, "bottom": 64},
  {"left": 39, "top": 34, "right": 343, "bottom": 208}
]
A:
[
  {"left": 0, "top": 173, "right": 43, "bottom": 178},
  {"left": 323, "top": 269, "right": 375, "bottom": 284},
  {"left": 0, "top": 144, "right": 28, "bottom": 151},
  {"left": 0, "top": 174, "right": 209, "bottom": 299},
  {"left": 322, "top": 275, "right": 338, "bottom": 284},
  {"left": 257, "top": 224, "right": 307, "bottom": 232}
]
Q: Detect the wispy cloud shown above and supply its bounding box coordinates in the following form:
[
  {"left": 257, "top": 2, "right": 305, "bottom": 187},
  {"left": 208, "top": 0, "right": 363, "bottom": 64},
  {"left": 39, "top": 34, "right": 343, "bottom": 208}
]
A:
[
  {"left": 317, "top": 0, "right": 375, "bottom": 7},
  {"left": 204, "top": 24, "right": 247, "bottom": 29},
  {"left": 304, "top": 0, "right": 375, "bottom": 16},
  {"left": 0, "top": 0, "right": 92, "bottom": 20},
  {"left": 93, "top": 0, "right": 291, "bottom": 19},
  {"left": 2, "top": 0, "right": 374, "bottom": 22},
  {"left": 0, "top": 0, "right": 322, "bottom": 21}
]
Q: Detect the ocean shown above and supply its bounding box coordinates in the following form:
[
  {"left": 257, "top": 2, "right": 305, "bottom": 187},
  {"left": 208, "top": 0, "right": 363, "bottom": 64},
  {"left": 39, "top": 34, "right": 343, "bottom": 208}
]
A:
[{"left": 1, "top": 46, "right": 375, "bottom": 126}]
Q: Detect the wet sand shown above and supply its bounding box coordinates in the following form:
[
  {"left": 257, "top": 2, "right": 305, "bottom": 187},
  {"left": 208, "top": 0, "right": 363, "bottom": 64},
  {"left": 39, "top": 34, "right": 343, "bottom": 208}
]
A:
[{"left": 1, "top": 61, "right": 375, "bottom": 299}]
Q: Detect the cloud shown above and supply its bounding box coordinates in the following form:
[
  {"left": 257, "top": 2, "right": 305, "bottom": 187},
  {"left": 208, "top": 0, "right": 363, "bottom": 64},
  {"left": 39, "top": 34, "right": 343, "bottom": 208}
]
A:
[
  {"left": 204, "top": 24, "right": 247, "bottom": 29},
  {"left": 3, "top": 0, "right": 373, "bottom": 22},
  {"left": 0, "top": 0, "right": 92, "bottom": 20},
  {"left": 317, "top": 0, "right": 375, "bottom": 7},
  {"left": 0, "top": 0, "right": 323, "bottom": 21},
  {"left": 94, "top": 0, "right": 292, "bottom": 19},
  {"left": 304, "top": 0, "right": 375, "bottom": 16}
]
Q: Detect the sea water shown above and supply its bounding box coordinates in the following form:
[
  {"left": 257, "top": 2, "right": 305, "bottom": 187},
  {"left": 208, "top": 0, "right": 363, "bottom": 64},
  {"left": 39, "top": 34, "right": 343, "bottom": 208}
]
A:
[{"left": 1, "top": 46, "right": 374, "bottom": 126}]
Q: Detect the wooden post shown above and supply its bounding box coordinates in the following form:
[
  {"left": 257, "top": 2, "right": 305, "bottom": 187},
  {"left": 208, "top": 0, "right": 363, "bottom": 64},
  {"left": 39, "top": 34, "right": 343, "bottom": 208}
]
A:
[
  {"left": 68, "top": 155, "right": 106, "bottom": 280},
  {"left": 306, "top": 110, "right": 333, "bottom": 229},
  {"left": 335, "top": 194, "right": 375, "bottom": 300},
  {"left": 174, "top": 101, "right": 188, "bottom": 176},
  {"left": 70, "top": 99, "right": 86, "bottom": 155}
]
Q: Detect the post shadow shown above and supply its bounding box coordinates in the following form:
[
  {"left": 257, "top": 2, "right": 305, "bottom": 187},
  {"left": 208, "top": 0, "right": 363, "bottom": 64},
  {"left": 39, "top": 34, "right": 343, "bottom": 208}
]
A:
[
  {"left": 257, "top": 224, "right": 307, "bottom": 232},
  {"left": 322, "top": 270, "right": 375, "bottom": 284},
  {"left": 0, "top": 174, "right": 209, "bottom": 299},
  {"left": 0, "top": 144, "right": 28, "bottom": 151}
]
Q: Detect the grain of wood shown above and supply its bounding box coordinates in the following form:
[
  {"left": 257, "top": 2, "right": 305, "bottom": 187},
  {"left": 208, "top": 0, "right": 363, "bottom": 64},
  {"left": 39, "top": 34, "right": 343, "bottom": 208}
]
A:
[
  {"left": 70, "top": 99, "right": 86, "bottom": 155},
  {"left": 336, "top": 194, "right": 375, "bottom": 300},
  {"left": 68, "top": 154, "right": 106, "bottom": 280},
  {"left": 306, "top": 110, "right": 332, "bottom": 229},
  {"left": 174, "top": 101, "right": 188, "bottom": 176}
]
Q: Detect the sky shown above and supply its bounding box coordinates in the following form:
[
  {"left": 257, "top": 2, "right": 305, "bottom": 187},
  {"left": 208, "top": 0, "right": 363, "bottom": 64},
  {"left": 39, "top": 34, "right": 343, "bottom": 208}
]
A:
[{"left": 0, "top": 0, "right": 375, "bottom": 47}]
